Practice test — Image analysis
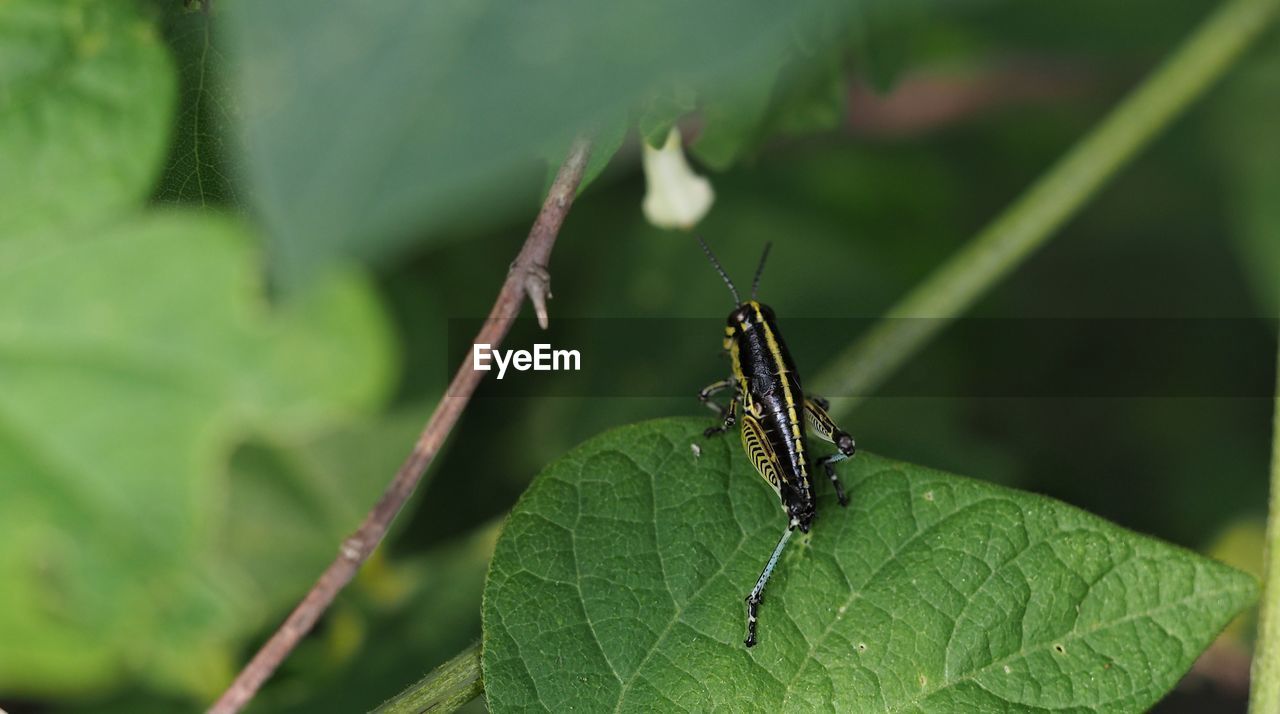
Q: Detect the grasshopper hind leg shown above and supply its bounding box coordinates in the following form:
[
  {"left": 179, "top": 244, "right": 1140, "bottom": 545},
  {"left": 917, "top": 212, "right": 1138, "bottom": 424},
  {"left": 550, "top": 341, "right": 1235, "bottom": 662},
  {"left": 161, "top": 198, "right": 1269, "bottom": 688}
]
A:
[
  {"left": 745, "top": 521, "right": 796, "bottom": 647},
  {"left": 804, "top": 397, "right": 856, "bottom": 507}
]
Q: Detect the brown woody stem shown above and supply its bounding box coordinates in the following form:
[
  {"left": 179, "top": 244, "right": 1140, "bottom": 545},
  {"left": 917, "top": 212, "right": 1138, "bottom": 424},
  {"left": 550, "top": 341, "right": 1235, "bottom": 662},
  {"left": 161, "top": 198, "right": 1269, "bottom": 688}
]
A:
[{"left": 207, "top": 137, "right": 593, "bottom": 714}]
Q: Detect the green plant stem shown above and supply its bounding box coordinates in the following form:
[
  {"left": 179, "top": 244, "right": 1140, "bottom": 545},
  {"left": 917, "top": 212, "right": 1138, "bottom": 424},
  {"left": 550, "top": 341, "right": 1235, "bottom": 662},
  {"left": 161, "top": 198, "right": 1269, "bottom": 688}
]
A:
[
  {"left": 373, "top": 642, "right": 483, "bottom": 714},
  {"left": 815, "top": 0, "right": 1280, "bottom": 420},
  {"left": 1251, "top": 342, "right": 1280, "bottom": 714}
]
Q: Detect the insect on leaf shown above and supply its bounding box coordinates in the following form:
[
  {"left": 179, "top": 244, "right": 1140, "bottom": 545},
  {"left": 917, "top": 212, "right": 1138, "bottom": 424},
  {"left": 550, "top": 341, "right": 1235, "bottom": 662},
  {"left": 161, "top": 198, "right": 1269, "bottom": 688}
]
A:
[{"left": 483, "top": 417, "right": 1256, "bottom": 713}]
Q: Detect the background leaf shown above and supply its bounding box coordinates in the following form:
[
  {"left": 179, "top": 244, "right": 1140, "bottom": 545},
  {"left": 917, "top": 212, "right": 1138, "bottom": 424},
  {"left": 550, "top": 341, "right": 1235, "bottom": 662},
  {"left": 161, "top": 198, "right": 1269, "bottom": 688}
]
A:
[
  {"left": 636, "top": 85, "right": 697, "bottom": 149},
  {"left": 483, "top": 417, "right": 1256, "bottom": 712},
  {"left": 851, "top": 0, "right": 927, "bottom": 94},
  {"left": 246, "top": 519, "right": 498, "bottom": 714},
  {"left": 0, "top": 0, "right": 175, "bottom": 238},
  {"left": 0, "top": 212, "right": 394, "bottom": 696},
  {"left": 154, "top": 3, "right": 239, "bottom": 206},
  {"left": 223, "top": 0, "right": 933, "bottom": 286},
  {"left": 692, "top": 75, "right": 780, "bottom": 171}
]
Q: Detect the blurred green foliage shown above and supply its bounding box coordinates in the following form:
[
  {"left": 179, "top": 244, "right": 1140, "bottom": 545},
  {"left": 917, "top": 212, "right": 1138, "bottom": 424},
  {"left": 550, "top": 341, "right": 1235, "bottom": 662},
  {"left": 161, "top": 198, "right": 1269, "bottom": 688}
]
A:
[
  {"left": 0, "top": 0, "right": 174, "bottom": 239},
  {"left": 154, "top": 5, "right": 237, "bottom": 206},
  {"left": 223, "top": 0, "right": 869, "bottom": 286},
  {"left": 0, "top": 0, "right": 1276, "bottom": 711},
  {"left": 1214, "top": 41, "right": 1280, "bottom": 316},
  {"left": 0, "top": 0, "right": 397, "bottom": 703}
]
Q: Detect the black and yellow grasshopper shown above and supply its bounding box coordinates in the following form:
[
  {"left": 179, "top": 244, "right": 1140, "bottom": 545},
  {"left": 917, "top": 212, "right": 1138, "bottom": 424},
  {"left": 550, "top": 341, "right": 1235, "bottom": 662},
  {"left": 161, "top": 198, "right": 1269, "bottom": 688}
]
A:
[{"left": 696, "top": 236, "right": 857, "bottom": 648}]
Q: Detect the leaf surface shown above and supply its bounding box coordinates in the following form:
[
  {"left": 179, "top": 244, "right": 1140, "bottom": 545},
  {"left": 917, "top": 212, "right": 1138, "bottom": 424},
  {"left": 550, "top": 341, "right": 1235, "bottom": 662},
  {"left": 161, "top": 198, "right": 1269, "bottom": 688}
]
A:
[
  {"left": 223, "top": 0, "right": 935, "bottom": 286},
  {"left": 0, "top": 212, "right": 394, "bottom": 695},
  {"left": 0, "top": 0, "right": 175, "bottom": 237},
  {"left": 483, "top": 417, "right": 1256, "bottom": 712},
  {"left": 155, "top": 4, "right": 238, "bottom": 206}
]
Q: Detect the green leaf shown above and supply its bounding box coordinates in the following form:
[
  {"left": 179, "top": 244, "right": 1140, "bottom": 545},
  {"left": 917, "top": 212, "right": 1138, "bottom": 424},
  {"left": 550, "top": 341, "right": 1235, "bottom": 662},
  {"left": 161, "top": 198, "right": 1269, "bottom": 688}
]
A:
[
  {"left": 851, "top": 0, "right": 925, "bottom": 94},
  {"left": 691, "top": 73, "right": 778, "bottom": 171},
  {"left": 250, "top": 519, "right": 498, "bottom": 714},
  {"left": 224, "top": 0, "right": 862, "bottom": 286},
  {"left": 539, "top": 119, "right": 629, "bottom": 200},
  {"left": 0, "top": 211, "right": 394, "bottom": 697},
  {"left": 637, "top": 85, "right": 697, "bottom": 149},
  {"left": 483, "top": 417, "right": 1256, "bottom": 712},
  {"left": 0, "top": 0, "right": 176, "bottom": 238},
  {"left": 580, "top": 122, "right": 629, "bottom": 195},
  {"left": 154, "top": 3, "right": 239, "bottom": 206},
  {"left": 222, "top": 403, "right": 436, "bottom": 607},
  {"left": 765, "top": 47, "right": 848, "bottom": 138},
  {"left": 689, "top": 36, "right": 847, "bottom": 169}
]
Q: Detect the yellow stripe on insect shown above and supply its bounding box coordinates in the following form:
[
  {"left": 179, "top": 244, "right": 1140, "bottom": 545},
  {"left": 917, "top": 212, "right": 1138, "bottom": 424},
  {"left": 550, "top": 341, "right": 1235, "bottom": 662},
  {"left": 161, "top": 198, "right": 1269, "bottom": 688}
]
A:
[{"left": 751, "top": 302, "right": 807, "bottom": 471}]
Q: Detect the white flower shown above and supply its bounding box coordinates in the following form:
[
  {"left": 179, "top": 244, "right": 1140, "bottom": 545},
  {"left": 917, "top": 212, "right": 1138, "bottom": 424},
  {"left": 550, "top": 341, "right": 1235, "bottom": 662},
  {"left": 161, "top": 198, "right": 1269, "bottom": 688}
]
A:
[{"left": 641, "top": 127, "right": 714, "bottom": 230}]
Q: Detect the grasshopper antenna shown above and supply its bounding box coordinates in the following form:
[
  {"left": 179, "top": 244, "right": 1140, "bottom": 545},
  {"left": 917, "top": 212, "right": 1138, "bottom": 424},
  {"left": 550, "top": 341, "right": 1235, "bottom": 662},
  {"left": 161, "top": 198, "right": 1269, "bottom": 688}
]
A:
[
  {"left": 750, "top": 242, "right": 772, "bottom": 300},
  {"left": 697, "top": 235, "right": 741, "bottom": 305}
]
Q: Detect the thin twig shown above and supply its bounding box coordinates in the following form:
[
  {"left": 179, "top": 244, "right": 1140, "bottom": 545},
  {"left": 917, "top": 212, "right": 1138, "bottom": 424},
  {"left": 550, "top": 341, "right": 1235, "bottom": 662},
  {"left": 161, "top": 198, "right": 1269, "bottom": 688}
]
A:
[
  {"left": 815, "top": 0, "right": 1280, "bottom": 420},
  {"left": 207, "top": 137, "right": 593, "bottom": 714}
]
